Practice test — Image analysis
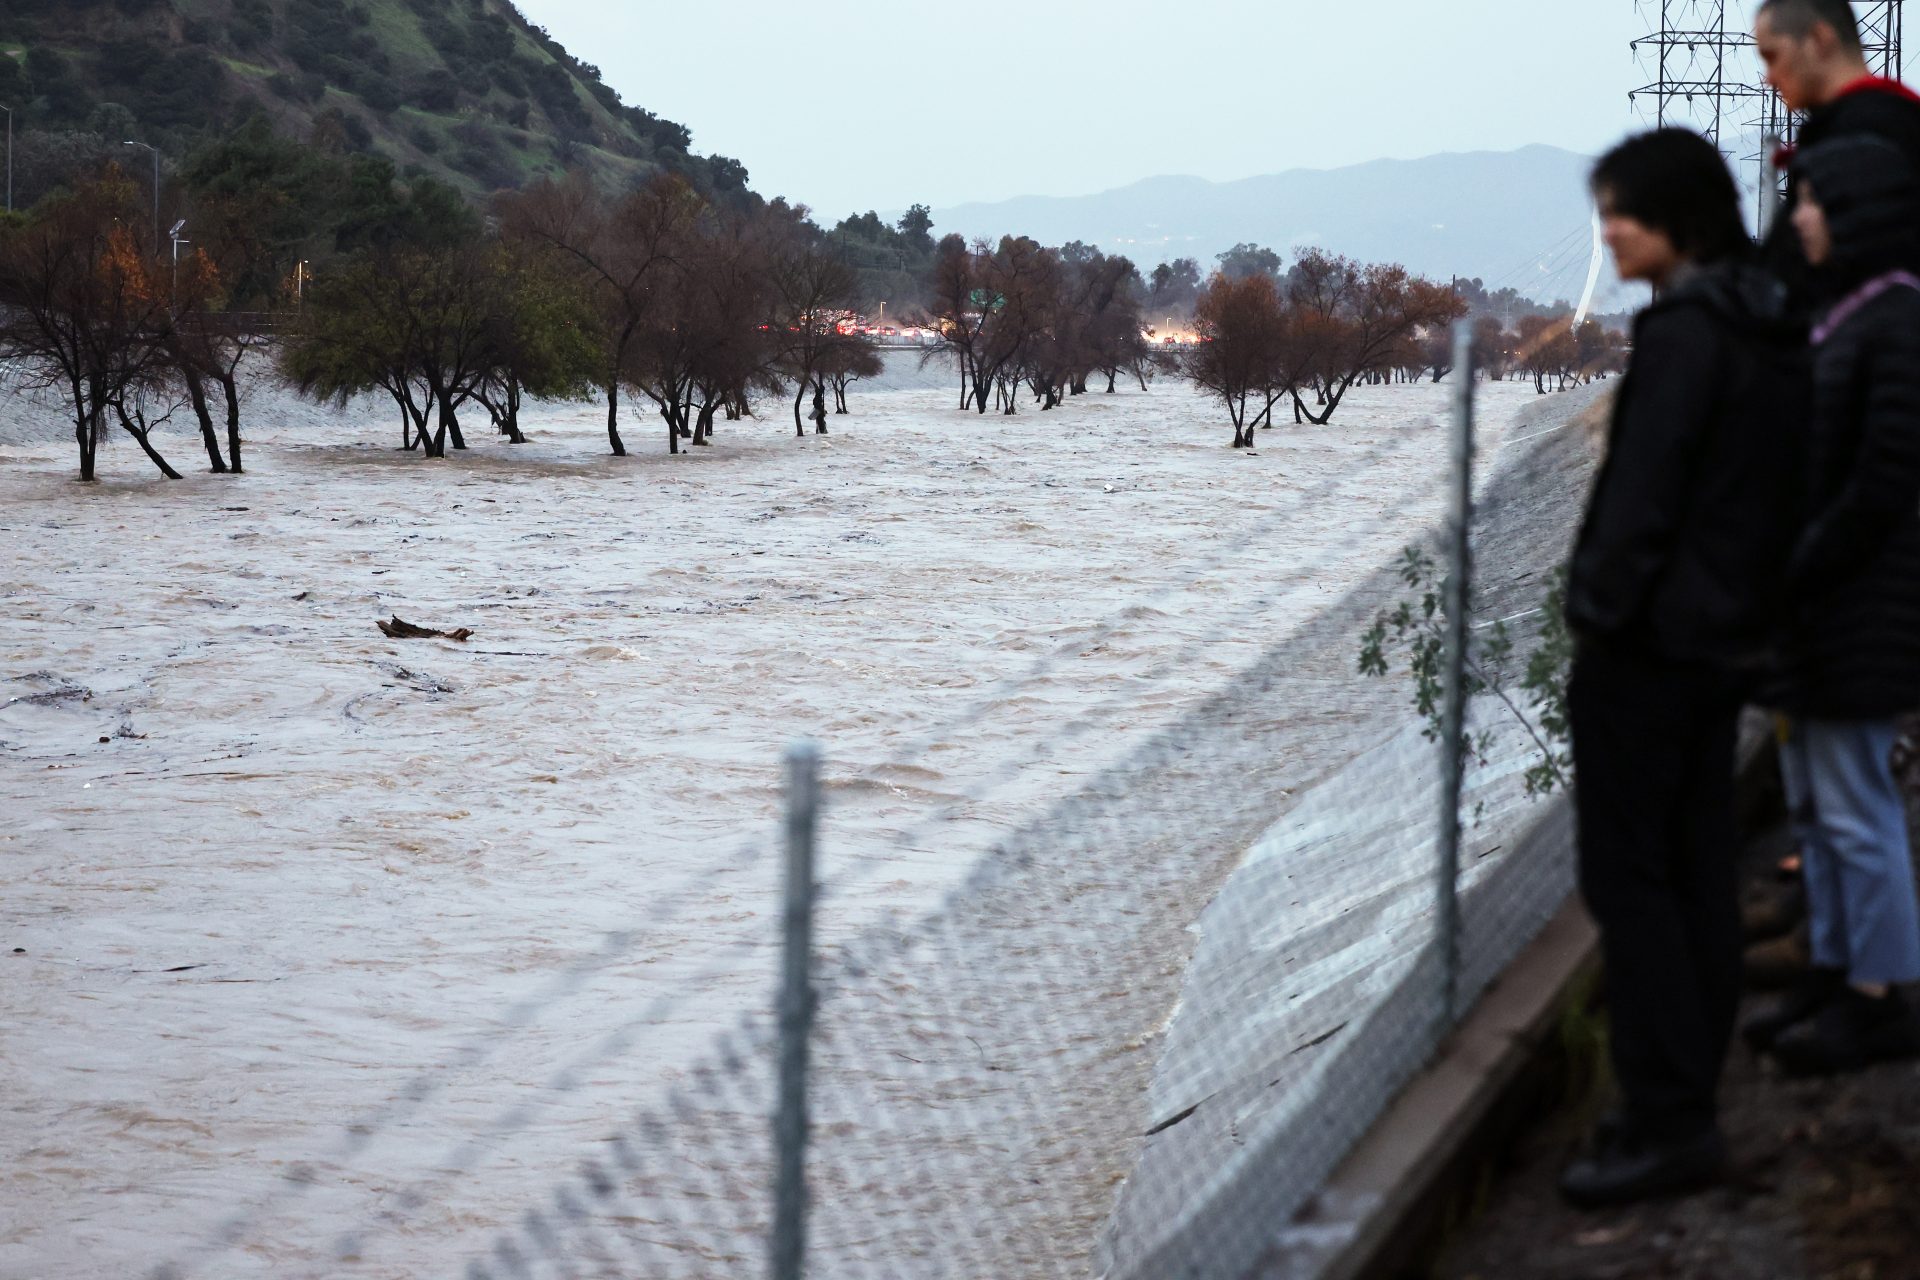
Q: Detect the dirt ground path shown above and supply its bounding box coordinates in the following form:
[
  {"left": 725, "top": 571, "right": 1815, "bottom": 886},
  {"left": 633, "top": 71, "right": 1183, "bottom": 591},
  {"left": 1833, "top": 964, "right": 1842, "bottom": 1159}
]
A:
[{"left": 1436, "top": 720, "right": 1920, "bottom": 1280}]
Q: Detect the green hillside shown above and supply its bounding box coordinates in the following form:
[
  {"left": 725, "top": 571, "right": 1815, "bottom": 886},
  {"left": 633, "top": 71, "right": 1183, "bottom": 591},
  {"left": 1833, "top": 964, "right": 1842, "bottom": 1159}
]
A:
[{"left": 0, "top": 0, "right": 742, "bottom": 203}]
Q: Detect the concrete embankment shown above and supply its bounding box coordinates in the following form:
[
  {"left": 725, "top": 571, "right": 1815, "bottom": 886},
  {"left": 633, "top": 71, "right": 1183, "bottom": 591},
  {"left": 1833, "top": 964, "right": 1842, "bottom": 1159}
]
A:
[{"left": 1097, "top": 382, "right": 1609, "bottom": 1280}]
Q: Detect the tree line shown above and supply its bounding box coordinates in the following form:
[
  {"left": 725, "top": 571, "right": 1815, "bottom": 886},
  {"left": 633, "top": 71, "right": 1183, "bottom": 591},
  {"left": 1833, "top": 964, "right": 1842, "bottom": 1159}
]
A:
[
  {"left": 0, "top": 145, "right": 1040, "bottom": 477},
  {"left": 0, "top": 116, "right": 1151, "bottom": 479},
  {"left": 1180, "top": 253, "right": 1468, "bottom": 448},
  {"left": 925, "top": 234, "right": 1153, "bottom": 414},
  {"left": 1469, "top": 313, "right": 1629, "bottom": 393},
  {"left": 0, "top": 118, "right": 487, "bottom": 480},
  {"left": 0, "top": 115, "right": 1621, "bottom": 481},
  {"left": 1177, "top": 251, "right": 1630, "bottom": 448}
]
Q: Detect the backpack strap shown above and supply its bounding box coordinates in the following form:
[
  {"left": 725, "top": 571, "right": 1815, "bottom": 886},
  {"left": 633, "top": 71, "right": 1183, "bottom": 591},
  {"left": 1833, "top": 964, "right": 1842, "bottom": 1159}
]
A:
[{"left": 1812, "top": 269, "right": 1920, "bottom": 345}]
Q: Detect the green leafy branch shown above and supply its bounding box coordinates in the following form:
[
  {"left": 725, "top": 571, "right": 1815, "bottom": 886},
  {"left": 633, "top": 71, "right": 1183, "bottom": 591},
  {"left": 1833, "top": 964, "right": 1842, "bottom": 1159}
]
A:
[{"left": 1359, "top": 547, "right": 1573, "bottom": 799}]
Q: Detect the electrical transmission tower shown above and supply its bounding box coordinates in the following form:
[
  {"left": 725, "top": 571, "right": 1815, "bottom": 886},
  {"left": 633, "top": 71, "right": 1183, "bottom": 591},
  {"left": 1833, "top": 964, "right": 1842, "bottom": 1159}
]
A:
[
  {"left": 1632, "top": 2, "right": 1905, "bottom": 232},
  {"left": 1631, "top": 1, "right": 1766, "bottom": 148},
  {"left": 1859, "top": 1, "right": 1905, "bottom": 75}
]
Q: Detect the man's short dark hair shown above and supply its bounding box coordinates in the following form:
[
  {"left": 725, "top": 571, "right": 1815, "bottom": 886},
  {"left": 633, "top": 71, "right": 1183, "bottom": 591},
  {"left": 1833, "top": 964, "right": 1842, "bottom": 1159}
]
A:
[
  {"left": 1758, "top": 0, "right": 1866, "bottom": 53},
  {"left": 1592, "top": 129, "right": 1752, "bottom": 264}
]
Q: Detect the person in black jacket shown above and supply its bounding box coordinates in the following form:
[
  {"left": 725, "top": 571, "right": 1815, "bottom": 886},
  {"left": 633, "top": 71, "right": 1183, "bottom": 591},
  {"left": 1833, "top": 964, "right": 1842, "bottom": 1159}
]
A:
[
  {"left": 1744, "top": 137, "right": 1920, "bottom": 1076},
  {"left": 1755, "top": 0, "right": 1920, "bottom": 300},
  {"left": 1559, "top": 130, "right": 1810, "bottom": 1209}
]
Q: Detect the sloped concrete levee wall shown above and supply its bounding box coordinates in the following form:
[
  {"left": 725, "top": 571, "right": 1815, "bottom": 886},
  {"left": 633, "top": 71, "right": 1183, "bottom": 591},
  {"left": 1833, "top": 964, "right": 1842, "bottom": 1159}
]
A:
[{"left": 1100, "top": 389, "right": 1606, "bottom": 1279}]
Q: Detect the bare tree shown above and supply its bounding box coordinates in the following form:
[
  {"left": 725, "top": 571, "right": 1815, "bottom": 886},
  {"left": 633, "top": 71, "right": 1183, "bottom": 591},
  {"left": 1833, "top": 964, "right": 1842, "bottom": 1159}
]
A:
[
  {"left": 923, "top": 233, "right": 986, "bottom": 410},
  {"left": 766, "top": 210, "right": 862, "bottom": 435},
  {"left": 1282, "top": 251, "right": 1465, "bottom": 424},
  {"left": 164, "top": 246, "right": 253, "bottom": 473},
  {"left": 1470, "top": 315, "right": 1514, "bottom": 382},
  {"left": 0, "top": 171, "right": 180, "bottom": 480},
  {"left": 683, "top": 205, "right": 781, "bottom": 446},
  {"left": 821, "top": 338, "right": 883, "bottom": 415}
]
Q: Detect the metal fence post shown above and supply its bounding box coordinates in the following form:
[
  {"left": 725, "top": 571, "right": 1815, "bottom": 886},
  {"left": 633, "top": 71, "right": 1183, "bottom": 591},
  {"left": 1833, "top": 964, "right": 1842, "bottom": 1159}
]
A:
[
  {"left": 1436, "top": 320, "right": 1476, "bottom": 1031},
  {"left": 771, "top": 741, "right": 820, "bottom": 1280},
  {"left": 1759, "top": 131, "right": 1784, "bottom": 240}
]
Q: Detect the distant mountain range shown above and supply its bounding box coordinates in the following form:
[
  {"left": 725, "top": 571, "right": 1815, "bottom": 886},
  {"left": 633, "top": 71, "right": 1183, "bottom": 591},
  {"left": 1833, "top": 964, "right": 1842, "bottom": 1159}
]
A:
[{"left": 927, "top": 145, "right": 1646, "bottom": 311}]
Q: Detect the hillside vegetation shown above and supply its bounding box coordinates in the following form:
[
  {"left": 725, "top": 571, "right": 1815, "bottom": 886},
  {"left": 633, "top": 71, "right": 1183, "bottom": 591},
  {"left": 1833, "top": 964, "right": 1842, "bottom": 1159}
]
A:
[{"left": 0, "top": 0, "right": 742, "bottom": 203}]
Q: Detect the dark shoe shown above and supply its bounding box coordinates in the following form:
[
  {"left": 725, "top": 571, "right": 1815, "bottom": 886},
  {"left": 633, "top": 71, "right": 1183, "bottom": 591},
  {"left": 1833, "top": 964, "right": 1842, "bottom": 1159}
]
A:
[
  {"left": 1558, "top": 1123, "right": 1727, "bottom": 1209},
  {"left": 1771, "top": 987, "right": 1920, "bottom": 1077},
  {"left": 1743, "top": 966, "right": 1845, "bottom": 1051},
  {"left": 1744, "top": 926, "right": 1810, "bottom": 991},
  {"left": 1741, "top": 880, "right": 1806, "bottom": 942}
]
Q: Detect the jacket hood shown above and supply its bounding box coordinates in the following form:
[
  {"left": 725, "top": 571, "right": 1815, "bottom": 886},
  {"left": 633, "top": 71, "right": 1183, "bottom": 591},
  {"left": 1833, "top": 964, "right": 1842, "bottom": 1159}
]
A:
[
  {"left": 1650, "top": 258, "right": 1797, "bottom": 340},
  {"left": 1793, "top": 136, "right": 1920, "bottom": 285}
]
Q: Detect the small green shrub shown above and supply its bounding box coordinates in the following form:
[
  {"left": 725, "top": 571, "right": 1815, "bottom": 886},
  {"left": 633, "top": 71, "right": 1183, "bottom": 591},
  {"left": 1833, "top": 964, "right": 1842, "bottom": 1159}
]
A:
[{"left": 1358, "top": 549, "right": 1573, "bottom": 798}]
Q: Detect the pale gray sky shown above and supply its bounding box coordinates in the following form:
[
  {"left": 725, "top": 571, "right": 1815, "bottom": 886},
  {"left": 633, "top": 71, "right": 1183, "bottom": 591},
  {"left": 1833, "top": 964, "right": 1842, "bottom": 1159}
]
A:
[{"left": 516, "top": 1, "right": 1798, "bottom": 219}]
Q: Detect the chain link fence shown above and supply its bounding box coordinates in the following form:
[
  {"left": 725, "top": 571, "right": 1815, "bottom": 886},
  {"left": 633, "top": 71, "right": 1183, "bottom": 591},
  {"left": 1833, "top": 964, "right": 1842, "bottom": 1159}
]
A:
[{"left": 139, "top": 342, "right": 1606, "bottom": 1280}]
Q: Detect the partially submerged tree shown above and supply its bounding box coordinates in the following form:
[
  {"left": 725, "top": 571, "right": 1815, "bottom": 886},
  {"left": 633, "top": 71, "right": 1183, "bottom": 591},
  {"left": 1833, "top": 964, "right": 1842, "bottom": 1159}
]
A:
[
  {"left": 497, "top": 171, "right": 701, "bottom": 455},
  {"left": 1281, "top": 251, "right": 1467, "bottom": 424},
  {"left": 1513, "top": 314, "right": 1580, "bottom": 394},
  {"left": 473, "top": 245, "right": 602, "bottom": 443},
  {"left": 923, "top": 233, "right": 989, "bottom": 411},
  {"left": 821, "top": 338, "right": 884, "bottom": 415},
  {"left": 622, "top": 200, "right": 777, "bottom": 453},
  {"left": 0, "top": 170, "right": 181, "bottom": 480},
  {"left": 157, "top": 247, "right": 236, "bottom": 472},
  {"left": 1471, "top": 315, "right": 1515, "bottom": 382},
  {"left": 1185, "top": 273, "right": 1287, "bottom": 449},
  {"left": 281, "top": 248, "right": 437, "bottom": 451},
  {"left": 1181, "top": 248, "right": 1469, "bottom": 444},
  {"left": 767, "top": 214, "right": 864, "bottom": 435}
]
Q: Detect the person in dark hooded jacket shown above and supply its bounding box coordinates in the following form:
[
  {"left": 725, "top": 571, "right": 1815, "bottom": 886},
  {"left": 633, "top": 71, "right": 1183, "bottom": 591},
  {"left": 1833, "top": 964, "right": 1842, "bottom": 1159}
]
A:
[
  {"left": 1743, "top": 136, "right": 1920, "bottom": 1076},
  {"left": 1558, "top": 129, "right": 1810, "bottom": 1210},
  {"left": 1754, "top": 0, "right": 1920, "bottom": 304}
]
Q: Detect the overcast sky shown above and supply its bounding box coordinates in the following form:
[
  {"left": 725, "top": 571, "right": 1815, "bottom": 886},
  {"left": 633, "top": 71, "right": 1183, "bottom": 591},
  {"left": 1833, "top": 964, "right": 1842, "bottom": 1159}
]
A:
[{"left": 517, "top": 1, "right": 1802, "bottom": 219}]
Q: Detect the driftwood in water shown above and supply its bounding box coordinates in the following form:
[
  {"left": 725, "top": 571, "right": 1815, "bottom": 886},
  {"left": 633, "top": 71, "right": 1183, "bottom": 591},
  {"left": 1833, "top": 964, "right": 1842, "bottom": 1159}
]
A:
[{"left": 378, "top": 615, "right": 474, "bottom": 642}]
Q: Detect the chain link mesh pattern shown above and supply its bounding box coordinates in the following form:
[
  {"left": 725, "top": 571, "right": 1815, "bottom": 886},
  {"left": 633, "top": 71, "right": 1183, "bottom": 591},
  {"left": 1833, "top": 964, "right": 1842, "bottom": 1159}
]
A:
[{"left": 145, "top": 385, "right": 1606, "bottom": 1280}]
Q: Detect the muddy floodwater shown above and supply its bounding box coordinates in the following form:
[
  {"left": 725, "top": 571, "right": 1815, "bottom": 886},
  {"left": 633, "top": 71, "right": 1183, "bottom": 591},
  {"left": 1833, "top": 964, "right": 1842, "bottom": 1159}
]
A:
[{"left": 1, "top": 366, "right": 1550, "bottom": 1277}]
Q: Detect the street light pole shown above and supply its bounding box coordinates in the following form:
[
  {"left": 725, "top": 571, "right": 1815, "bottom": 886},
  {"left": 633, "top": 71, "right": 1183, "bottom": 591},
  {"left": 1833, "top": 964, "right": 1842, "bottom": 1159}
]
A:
[
  {"left": 2, "top": 104, "right": 12, "bottom": 214},
  {"left": 169, "top": 221, "right": 189, "bottom": 313},
  {"left": 123, "top": 140, "right": 159, "bottom": 249}
]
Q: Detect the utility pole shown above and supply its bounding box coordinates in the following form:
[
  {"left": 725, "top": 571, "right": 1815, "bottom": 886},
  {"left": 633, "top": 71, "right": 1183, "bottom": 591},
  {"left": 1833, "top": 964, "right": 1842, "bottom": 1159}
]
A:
[
  {"left": 123, "top": 140, "right": 159, "bottom": 249},
  {"left": 169, "top": 220, "right": 189, "bottom": 313},
  {"left": 2, "top": 104, "right": 11, "bottom": 214}
]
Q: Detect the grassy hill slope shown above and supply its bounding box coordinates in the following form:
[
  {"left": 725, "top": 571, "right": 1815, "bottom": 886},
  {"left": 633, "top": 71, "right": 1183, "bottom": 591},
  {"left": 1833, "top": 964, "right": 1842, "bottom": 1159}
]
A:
[{"left": 0, "top": 0, "right": 739, "bottom": 201}]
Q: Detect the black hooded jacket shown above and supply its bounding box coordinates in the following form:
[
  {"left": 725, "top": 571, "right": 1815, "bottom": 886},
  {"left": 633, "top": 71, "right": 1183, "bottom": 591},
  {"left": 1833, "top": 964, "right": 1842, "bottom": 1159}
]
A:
[
  {"left": 1566, "top": 259, "right": 1810, "bottom": 668},
  {"left": 1770, "top": 137, "right": 1920, "bottom": 719}
]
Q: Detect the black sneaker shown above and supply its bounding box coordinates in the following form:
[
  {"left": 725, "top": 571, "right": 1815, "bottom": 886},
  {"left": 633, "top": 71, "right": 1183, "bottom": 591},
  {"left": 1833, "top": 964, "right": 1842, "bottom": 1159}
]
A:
[
  {"left": 1743, "top": 966, "right": 1845, "bottom": 1051},
  {"left": 1744, "top": 926, "right": 1810, "bottom": 991},
  {"left": 1558, "top": 1123, "right": 1727, "bottom": 1209},
  {"left": 1741, "top": 880, "right": 1806, "bottom": 943},
  {"left": 1771, "top": 986, "right": 1920, "bottom": 1076}
]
